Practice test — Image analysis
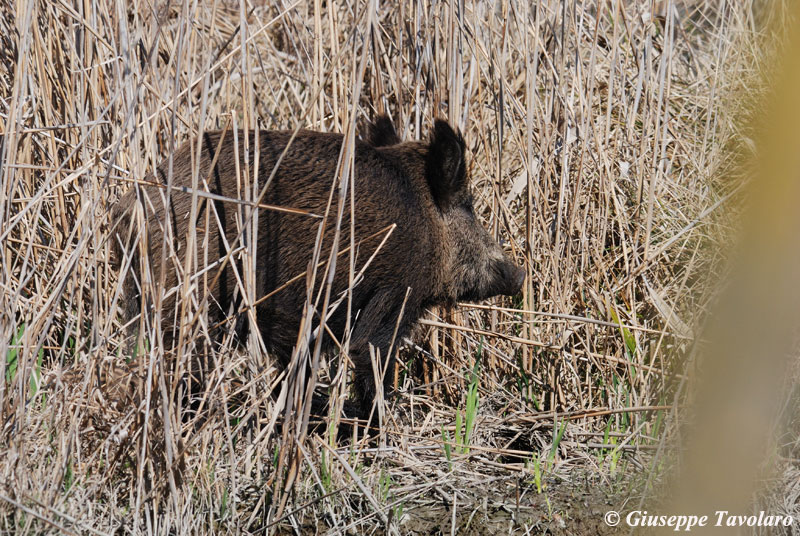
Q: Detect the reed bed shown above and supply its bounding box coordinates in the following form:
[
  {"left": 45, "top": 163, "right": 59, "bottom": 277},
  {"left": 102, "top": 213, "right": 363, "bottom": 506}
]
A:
[{"left": 0, "top": 0, "right": 794, "bottom": 534}]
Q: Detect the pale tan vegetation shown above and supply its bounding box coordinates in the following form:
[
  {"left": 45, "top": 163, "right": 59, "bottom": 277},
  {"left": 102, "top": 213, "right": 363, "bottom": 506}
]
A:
[{"left": 0, "top": 0, "right": 794, "bottom": 534}]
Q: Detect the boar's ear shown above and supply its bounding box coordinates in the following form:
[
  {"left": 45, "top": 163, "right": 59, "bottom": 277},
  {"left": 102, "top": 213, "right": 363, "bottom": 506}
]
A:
[
  {"left": 425, "top": 119, "right": 466, "bottom": 209},
  {"left": 366, "top": 115, "right": 401, "bottom": 147},
  {"left": 426, "top": 119, "right": 466, "bottom": 209}
]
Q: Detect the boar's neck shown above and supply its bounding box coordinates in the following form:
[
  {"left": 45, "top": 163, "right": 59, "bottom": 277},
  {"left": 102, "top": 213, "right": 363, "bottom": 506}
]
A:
[{"left": 375, "top": 142, "right": 452, "bottom": 308}]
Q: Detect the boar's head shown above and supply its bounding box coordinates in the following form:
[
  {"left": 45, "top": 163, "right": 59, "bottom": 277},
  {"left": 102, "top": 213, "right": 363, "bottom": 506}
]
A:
[{"left": 425, "top": 119, "right": 526, "bottom": 303}]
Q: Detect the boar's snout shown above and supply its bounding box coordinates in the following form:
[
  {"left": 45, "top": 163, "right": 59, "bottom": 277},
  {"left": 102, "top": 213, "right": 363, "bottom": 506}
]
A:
[{"left": 495, "top": 260, "right": 525, "bottom": 297}]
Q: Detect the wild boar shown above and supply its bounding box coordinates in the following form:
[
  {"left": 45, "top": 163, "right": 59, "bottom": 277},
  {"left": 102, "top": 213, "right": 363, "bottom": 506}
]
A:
[{"left": 112, "top": 116, "right": 524, "bottom": 416}]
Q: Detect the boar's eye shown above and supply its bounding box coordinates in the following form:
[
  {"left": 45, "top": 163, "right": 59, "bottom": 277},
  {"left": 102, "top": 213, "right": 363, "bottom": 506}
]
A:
[
  {"left": 457, "top": 191, "right": 476, "bottom": 215},
  {"left": 463, "top": 198, "right": 476, "bottom": 217}
]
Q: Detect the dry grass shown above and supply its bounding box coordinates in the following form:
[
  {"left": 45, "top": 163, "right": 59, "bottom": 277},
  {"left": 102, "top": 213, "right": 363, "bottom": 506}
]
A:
[{"left": 0, "top": 0, "right": 795, "bottom": 534}]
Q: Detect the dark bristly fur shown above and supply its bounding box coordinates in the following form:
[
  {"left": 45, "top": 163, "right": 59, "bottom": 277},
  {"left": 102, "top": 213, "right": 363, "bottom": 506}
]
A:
[{"left": 112, "top": 117, "right": 525, "bottom": 417}]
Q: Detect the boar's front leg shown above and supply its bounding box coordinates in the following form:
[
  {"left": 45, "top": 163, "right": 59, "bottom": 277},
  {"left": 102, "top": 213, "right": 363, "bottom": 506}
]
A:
[{"left": 346, "top": 289, "right": 413, "bottom": 421}]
